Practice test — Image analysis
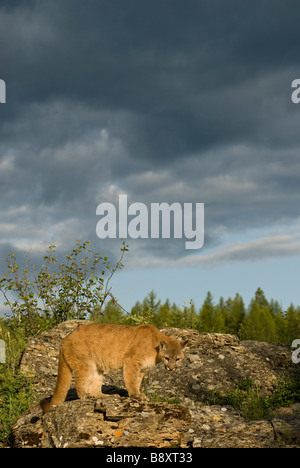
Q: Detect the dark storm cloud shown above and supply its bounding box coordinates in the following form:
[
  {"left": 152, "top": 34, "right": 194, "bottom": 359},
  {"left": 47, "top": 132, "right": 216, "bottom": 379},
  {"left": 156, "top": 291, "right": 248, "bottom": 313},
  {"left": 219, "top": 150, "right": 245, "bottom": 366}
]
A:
[
  {"left": 3, "top": 0, "right": 300, "bottom": 153},
  {"left": 1, "top": 0, "right": 300, "bottom": 266}
]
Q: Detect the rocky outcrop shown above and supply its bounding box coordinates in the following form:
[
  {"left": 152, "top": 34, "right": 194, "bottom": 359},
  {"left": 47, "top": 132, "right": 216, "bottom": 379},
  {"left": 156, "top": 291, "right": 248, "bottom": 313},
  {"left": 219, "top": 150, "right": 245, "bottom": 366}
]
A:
[
  {"left": 13, "top": 396, "right": 192, "bottom": 448},
  {"left": 13, "top": 320, "right": 300, "bottom": 448}
]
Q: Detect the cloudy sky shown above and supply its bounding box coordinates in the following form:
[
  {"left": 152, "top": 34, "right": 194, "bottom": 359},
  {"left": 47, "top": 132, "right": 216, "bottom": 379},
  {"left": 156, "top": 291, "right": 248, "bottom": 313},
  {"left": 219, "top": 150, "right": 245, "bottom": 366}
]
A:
[{"left": 1, "top": 0, "right": 300, "bottom": 314}]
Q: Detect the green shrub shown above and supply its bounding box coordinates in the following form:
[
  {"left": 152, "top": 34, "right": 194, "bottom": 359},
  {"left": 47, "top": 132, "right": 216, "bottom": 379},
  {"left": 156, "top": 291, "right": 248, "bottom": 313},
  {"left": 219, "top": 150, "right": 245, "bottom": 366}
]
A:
[
  {"left": 0, "top": 240, "right": 128, "bottom": 335},
  {"left": 0, "top": 366, "right": 34, "bottom": 444}
]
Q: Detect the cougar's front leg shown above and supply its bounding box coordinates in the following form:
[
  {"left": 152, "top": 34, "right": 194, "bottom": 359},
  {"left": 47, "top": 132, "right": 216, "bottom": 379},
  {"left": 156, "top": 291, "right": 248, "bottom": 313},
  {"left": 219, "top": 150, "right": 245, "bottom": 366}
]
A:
[{"left": 123, "top": 359, "right": 147, "bottom": 399}]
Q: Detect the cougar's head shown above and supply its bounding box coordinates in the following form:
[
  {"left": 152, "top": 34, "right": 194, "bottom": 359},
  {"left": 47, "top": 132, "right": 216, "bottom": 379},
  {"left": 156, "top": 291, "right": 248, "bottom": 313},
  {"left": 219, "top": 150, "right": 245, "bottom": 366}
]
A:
[{"left": 158, "top": 339, "right": 188, "bottom": 371}]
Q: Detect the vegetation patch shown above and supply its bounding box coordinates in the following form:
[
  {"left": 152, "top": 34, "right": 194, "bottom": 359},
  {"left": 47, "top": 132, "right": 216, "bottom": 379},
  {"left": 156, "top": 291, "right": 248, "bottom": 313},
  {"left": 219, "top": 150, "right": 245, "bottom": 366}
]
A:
[{"left": 202, "top": 372, "right": 300, "bottom": 421}]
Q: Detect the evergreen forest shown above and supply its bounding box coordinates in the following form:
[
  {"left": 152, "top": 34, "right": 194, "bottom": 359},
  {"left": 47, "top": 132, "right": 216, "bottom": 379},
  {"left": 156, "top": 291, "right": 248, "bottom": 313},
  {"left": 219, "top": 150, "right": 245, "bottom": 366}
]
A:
[{"left": 93, "top": 287, "right": 300, "bottom": 345}]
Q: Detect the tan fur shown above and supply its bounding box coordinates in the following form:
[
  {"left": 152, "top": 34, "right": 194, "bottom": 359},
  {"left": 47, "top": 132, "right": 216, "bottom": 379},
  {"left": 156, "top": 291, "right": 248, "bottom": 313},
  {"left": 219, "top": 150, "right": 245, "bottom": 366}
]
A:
[{"left": 40, "top": 323, "right": 187, "bottom": 413}]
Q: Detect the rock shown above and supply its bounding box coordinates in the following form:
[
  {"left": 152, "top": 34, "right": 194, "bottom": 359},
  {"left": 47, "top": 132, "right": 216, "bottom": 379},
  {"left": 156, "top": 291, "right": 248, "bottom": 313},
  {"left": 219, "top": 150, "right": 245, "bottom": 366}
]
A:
[
  {"left": 271, "top": 404, "right": 300, "bottom": 446},
  {"left": 13, "top": 396, "right": 192, "bottom": 448},
  {"left": 12, "top": 321, "right": 300, "bottom": 448},
  {"left": 147, "top": 328, "right": 292, "bottom": 401}
]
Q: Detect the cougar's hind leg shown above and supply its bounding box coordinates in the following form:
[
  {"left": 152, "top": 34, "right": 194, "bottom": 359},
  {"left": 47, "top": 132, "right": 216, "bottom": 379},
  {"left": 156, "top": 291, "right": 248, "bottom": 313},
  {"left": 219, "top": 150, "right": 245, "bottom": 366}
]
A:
[{"left": 40, "top": 348, "right": 72, "bottom": 413}]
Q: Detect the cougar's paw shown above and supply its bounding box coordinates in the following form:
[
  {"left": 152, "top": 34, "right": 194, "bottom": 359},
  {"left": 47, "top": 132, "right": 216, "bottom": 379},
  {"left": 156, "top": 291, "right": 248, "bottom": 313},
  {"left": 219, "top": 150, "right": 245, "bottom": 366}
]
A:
[{"left": 130, "top": 392, "right": 149, "bottom": 402}]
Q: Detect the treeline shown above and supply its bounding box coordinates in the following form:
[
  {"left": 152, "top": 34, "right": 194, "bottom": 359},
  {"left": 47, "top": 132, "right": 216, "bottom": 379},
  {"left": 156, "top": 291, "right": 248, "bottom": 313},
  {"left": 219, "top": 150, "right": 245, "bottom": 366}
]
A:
[
  {"left": 92, "top": 288, "right": 300, "bottom": 345},
  {"left": 2, "top": 242, "right": 298, "bottom": 345}
]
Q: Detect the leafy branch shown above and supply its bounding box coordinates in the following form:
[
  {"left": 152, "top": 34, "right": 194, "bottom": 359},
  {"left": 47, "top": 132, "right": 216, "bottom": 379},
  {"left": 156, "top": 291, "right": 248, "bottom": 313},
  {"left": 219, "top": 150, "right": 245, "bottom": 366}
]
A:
[{"left": 0, "top": 240, "right": 128, "bottom": 335}]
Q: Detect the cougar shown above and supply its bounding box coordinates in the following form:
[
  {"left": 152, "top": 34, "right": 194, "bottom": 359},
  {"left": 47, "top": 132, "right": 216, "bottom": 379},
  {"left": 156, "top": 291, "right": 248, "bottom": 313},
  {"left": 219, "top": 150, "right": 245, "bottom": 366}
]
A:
[{"left": 40, "top": 323, "right": 187, "bottom": 413}]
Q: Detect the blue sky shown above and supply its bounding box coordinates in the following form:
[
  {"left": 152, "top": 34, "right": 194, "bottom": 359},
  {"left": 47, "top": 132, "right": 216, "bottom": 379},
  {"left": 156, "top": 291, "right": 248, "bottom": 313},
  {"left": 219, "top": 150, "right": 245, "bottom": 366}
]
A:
[
  {"left": 1, "top": 0, "right": 300, "bottom": 317},
  {"left": 111, "top": 256, "right": 300, "bottom": 313}
]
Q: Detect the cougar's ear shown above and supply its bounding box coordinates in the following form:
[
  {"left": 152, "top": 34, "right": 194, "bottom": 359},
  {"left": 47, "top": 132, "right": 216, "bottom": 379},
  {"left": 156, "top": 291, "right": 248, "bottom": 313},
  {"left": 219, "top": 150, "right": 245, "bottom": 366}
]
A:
[
  {"left": 180, "top": 339, "right": 189, "bottom": 349},
  {"left": 159, "top": 341, "right": 168, "bottom": 350}
]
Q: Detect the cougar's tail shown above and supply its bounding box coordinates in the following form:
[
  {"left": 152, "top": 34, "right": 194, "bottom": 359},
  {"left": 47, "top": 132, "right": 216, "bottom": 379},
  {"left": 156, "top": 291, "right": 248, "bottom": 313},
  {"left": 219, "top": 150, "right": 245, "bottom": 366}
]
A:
[{"left": 40, "top": 348, "right": 72, "bottom": 414}]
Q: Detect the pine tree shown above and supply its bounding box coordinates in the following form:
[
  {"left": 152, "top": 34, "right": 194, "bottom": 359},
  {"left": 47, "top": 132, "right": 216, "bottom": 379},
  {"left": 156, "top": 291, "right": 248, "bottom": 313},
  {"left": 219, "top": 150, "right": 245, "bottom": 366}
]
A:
[
  {"left": 199, "top": 291, "right": 214, "bottom": 332},
  {"left": 153, "top": 299, "right": 177, "bottom": 327},
  {"left": 284, "top": 304, "right": 300, "bottom": 344},
  {"left": 181, "top": 300, "right": 199, "bottom": 329},
  {"left": 226, "top": 293, "right": 245, "bottom": 335},
  {"left": 142, "top": 290, "right": 161, "bottom": 314},
  {"left": 270, "top": 300, "right": 285, "bottom": 343},
  {"left": 212, "top": 305, "right": 226, "bottom": 332},
  {"left": 240, "top": 298, "right": 277, "bottom": 342},
  {"left": 254, "top": 287, "right": 269, "bottom": 308}
]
